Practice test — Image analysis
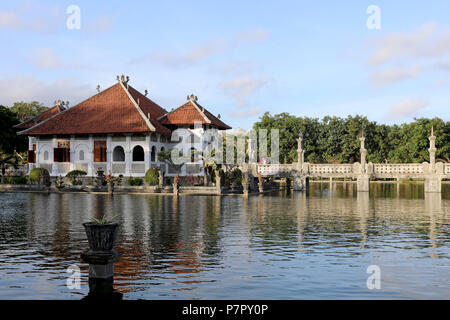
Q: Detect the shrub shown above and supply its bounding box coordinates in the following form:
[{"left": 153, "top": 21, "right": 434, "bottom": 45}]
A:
[
  {"left": 10, "top": 176, "right": 27, "bottom": 185},
  {"left": 230, "top": 168, "right": 243, "bottom": 185},
  {"left": 66, "top": 170, "right": 87, "bottom": 185},
  {"left": 66, "top": 170, "right": 87, "bottom": 178},
  {"left": 144, "top": 168, "right": 159, "bottom": 185},
  {"left": 29, "top": 168, "right": 50, "bottom": 185},
  {"left": 127, "top": 177, "right": 143, "bottom": 186}
]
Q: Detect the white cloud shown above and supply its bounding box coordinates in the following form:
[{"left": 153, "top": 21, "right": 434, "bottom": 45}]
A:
[
  {"left": 0, "top": 76, "right": 93, "bottom": 108},
  {"left": 228, "top": 108, "right": 262, "bottom": 118},
  {"left": 0, "top": 11, "right": 22, "bottom": 29},
  {"left": 368, "top": 22, "right": 450, "bottom": 66},
  {"left": 370, "top": 65, "right": 423, "bottom": 88},
  {"left": 86, "top": 14, "right": 116, "bottom": 34},
  {"left": 131, "top": 28, "right": 270, "bottom": 67},
  {"left": 385, "top": 97, "right": 428, "bottom": 121},
  {"left": 0, "top": 2, "right": 64, "bottom": 34},
  {"left": 219, "top": 75, "right": 271, "bottom": 107},
  {"left": 34, "top": 48, "right": 61, "bottom": 69}
]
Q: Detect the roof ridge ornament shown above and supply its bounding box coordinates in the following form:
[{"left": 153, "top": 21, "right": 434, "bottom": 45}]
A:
[{"left": 187, "top": 93, "right": 198, "bottom": 102}]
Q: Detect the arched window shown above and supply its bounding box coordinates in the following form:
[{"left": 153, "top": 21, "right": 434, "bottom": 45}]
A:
[
  {"left": 160, "top": 147, "right": 165, "bottom": 152},
  {"left": 160, "top": 135, "right": 166, "bottom": 143},
  {"left": 113, "top": 146, "right": 125, "bottom": 162},
  {"left": 151, "top": 146, "right": 156, "bottom": 162},
  {"left": 43, "top": 151, "right": 49, "bottom": 161},
  {"left": 133, "top": 145, "right": 144, "bottom": 162},
  {"left": 79, "top": 150, "right": 84, "bottom": 161}
]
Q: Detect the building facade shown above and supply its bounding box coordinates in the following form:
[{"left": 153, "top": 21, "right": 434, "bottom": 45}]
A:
[{"left": 16, "top": 77, "right": 231, "bottom": 177}]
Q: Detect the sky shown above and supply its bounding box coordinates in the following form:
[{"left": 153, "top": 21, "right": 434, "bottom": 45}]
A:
[{"left": 1, "top": 0, "right": 450, "bottom": 130}]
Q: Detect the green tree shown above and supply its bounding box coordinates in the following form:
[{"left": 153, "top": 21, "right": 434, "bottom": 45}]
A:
[{"left": 10, "top": 101, "right": 48, "bottom": 122}]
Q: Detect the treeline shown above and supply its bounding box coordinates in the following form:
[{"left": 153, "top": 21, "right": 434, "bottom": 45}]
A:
[
  {"left": 1, "top": 102, "right": 49, "bottom": 178},
  {"left": 253, "top": 112, "right": 450, "bottom": 164}
]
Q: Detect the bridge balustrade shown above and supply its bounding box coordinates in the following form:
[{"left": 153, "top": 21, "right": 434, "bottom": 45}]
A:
[{"left": 373, "top": 163, "right": 423, "bottom": 175}]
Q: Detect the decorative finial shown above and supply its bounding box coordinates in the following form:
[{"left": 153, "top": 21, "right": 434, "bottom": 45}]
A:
[
  {"left": 96, "top": 84, "right": 100, "bottom": 93},
  {"left": 431, "top": 125, "right": 434, "bottom": 137},
  {"left": 187, "top": 94, "right": 198, "bottom": 102},
  {"left": 116, "top": 75, "right": 120, "bottom": 82},
  {"left": 120, "top": 74, "right": 125, "bottom": 82},
  {"left": 126, "top": 76, "right": 130, "bottom": 83},
  {"left": 144, "top": 89, "right": 148, "bottom": 96},
  {"left": 218, "top": 114, "right": 221, "bottom": 119}
]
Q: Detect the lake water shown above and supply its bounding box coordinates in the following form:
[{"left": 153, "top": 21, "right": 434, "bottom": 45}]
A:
[{"left": 0, "top": 182, "right": 449, "bottom": 299}]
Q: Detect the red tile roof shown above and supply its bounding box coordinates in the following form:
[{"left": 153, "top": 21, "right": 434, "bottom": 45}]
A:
[
  {"left": 159, "top": 100, "right": 231, "bottom": 130},
  {"left": 18, "top": 82, "right": 171, "bottom": 136},
  {"left": 14, "top": 105, "right": 63, "bottom": 130}
]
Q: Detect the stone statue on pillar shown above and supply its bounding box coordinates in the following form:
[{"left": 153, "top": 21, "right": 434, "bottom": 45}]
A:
[
  {"left": 428, "top": 126, "right": 436, "bottom": 170},
  {"left": 297, "top": 133, "right": 304, "bottom": 166},
  {"left": 359, "top": 132, "right": 367, "bottom": 172}
]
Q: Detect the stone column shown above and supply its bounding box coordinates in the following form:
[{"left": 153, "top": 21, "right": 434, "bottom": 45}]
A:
[
  {"left": 144, "top": 135, "right": 150, "bottom": 173},
  {"left": 70, "top": 135, "right": 75, "bottom": 172},
  {"left": 357, "top": 133, "right": 370, "bottom": 192},
  {"left": 297, "top": 134, "right": 304, "bottom": 168},
  {"left": 424, "top": 127, "right": 442, "bottom": 193},
  {"left": 125, "top": 135, "right": 131, "bottom": 176},
  {"left": 215, "top": 170, "right": 222, "bottom": 195},
  {"left": 428, "top": 126, "right": 436, "bottom": 170},
  {"left": 106, "top": 135, "right": 112, "bottom": 174},
  {"left": 87, "top": 135, "right": 94, "bottom": 176},
  {"left": 51, "top": 136, "right": 58, "bottom": 176},
  {"left": 293, "top": 175, "right": 304, "bottom": 191}
]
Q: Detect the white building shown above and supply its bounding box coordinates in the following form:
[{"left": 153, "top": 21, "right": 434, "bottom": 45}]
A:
[{"left": 16, "top": 77, "right": 231, "bottom": 178}]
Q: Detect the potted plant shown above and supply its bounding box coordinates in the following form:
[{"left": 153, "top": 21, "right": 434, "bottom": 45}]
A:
[
  {"left": 55, "top": 175, "right": 65, "bottom": 189},
  {"left": 104, "top": 171, "right": 115, "bottom": 194},
  {"left": 83, "top": 214, "right": 118, "bottom": 253}
]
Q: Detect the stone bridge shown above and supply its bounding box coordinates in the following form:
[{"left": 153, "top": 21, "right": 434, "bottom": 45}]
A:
[{"left": 242, "top": 128, "right": 449, "bottom": 193}]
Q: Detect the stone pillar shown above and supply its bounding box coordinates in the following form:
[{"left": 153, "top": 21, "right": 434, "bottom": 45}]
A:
[
  {"left": 428, "top": 126, "right": 436, "bottom": 170},
  {"left": 357, "top": 175, "right": 370, "bottom": 192},
  {"left": 144, "top": 135, "right": 150, "bottom": 173},
  {"left": 359, "top": 134, "right": 367, "bottom": 171},
  {"left": 357, "top": 133, "right": 370, "bottom": 192},
  {"left": 215, "top": 170, "right": 222, "bottom": 195},
  {"left": 51, "top": 136, "right": 58, "bottom": 176},
  {"left": 125, "top": 135, "right": 131, "bottom": 176},
  {"left": 87, "top": 135, "right": 95, "bottom": 177},
  {"left": 106, "top": 135, "right": 112, "bottom": 174},
  {"left": 293, "top": 175, "right": 304, "bottom": 191},
  {"left": 297, "top": 134, "right": 304, "bottom": 167},
  {"left": 424, "top": 175, "right": 442, "bottom": 193},
  {"left": 424, "top": 127, "right": 442, "bottom": 193},
  {"left": 70, "top": 135, "right": 75, "bottom": 172}
]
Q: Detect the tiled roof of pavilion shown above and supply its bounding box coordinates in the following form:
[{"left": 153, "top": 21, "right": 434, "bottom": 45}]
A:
[
  {"left": 14, "top": 105, "right": 65, "bottom": 130},
  {"left": 158, "top": 95, "right": 231, "bottom": 130},
  {"left": 18, "top": 81, "right": 172, "bottom": 136}
]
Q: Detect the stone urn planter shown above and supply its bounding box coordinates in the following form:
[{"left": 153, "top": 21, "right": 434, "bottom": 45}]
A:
[{"left": 83, "top": 222, "right": 119, "bottom": 252}]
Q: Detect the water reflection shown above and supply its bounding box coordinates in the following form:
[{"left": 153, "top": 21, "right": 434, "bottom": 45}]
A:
[{"left": 0, "top": 182, "right": 449, "bottom": 299}]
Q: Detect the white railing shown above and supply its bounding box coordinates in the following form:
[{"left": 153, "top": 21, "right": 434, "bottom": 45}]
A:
[
  {"left": 308, "top": 164, "right": 353, "bottom": 175},
  {"left": 373, "top": 163, "right": 423, "bottom": 175},
  {"left": 257, "top": 164, "right": 295, "bottom": 176},
  {"left": 445, "top": 163, "right": 450, "bottom": 175}
]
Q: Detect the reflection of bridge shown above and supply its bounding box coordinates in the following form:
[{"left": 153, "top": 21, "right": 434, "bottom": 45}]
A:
[{"left": 243, "top": 128, "right": 449, "bottom": 193}]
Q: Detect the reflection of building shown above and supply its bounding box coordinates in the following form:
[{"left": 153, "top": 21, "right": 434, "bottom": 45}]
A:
[{"left": 16, "top": 76, "right": 230, "bottom": 177}]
